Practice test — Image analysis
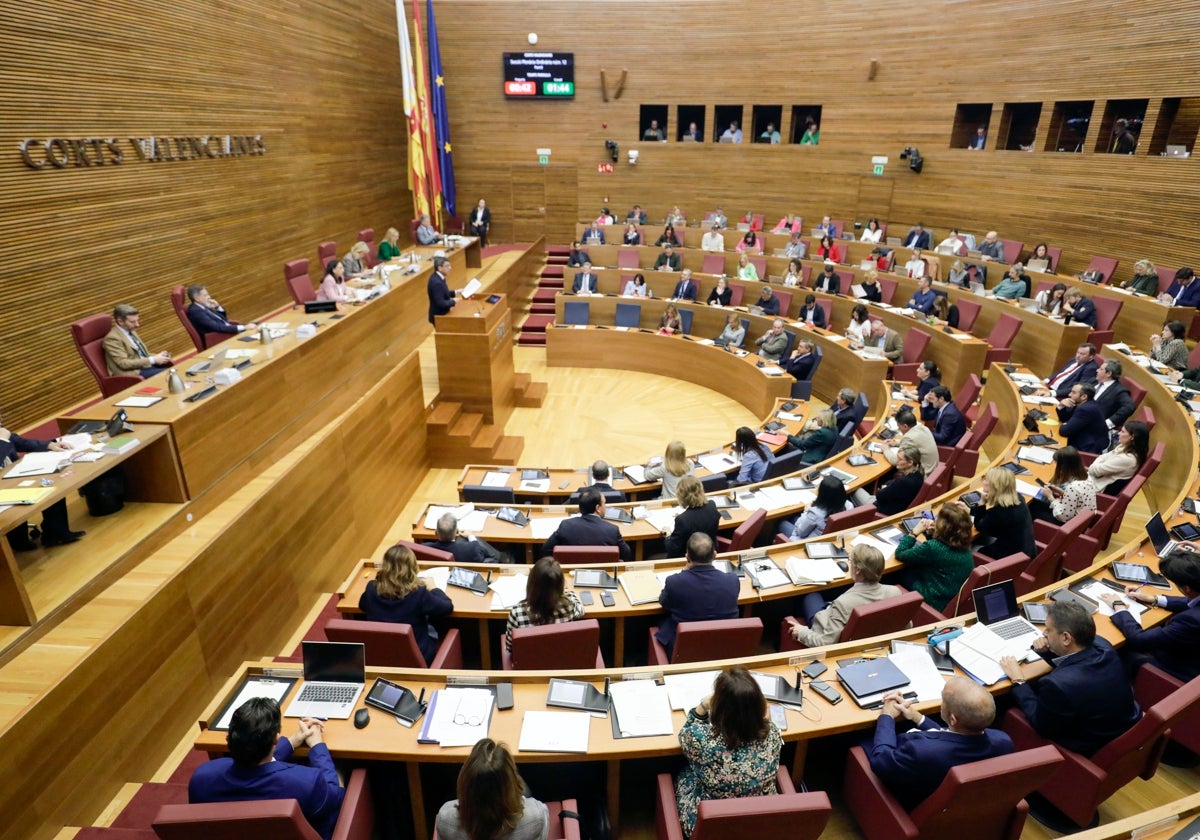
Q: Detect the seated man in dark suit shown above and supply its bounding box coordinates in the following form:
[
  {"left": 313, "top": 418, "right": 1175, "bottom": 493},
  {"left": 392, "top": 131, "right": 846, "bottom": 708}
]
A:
[
  {"left": 833, "top": 387, "right": 858, "bottom": 430},
  {"left": 1, "top": 412, "right": 85, "bottom": 549},
  {"left": 867, "top": 676, "right": 1013, "bottom": 811},
  {"left": 928, "top": 385, "right": 966, "bottom": 446},
  {"left": 1000, "top": 601, "right": 1141, "bottom": 757},
  {"left": 1082, "top": 359, "right": 1136, "bottom": 430},
  {"left": 626, "top": 204, "right": 648, "bottom": 225},
  {"left": 1101, "top": 549, "right": 1200, "bottom": 683},
  {"left": 542, "top": 486, "right": 630, "bottom": 560},
  {"left": 670, "top": 268, "right": 698, "bottom": 301},
  {"left": 782, "top": 338, "right": 817, "bottom": 380},
  {"left": 566, "top": 241, "right": 590, "bottom": 268},
  {"left": 797, "top": 294, "right": 826, "bottom": 328},
  {"left": 581, "top": 222, "right": 605, "bottom": 245},
  {"left": 185, "top": 285, "right": 255, "bottom": 343},
  {"left": 1057, "top": 382, "right": 1110, "bottom": 454},
  {"left": 654, "top": 244, "right": 682, "bottom": 272},
  {"left": 655, "top": 533, "right": 740, "bottom": 659},
  {"left": 572, "top": 261, "right": 598, "bottom": 295},
  {"left": 104, "top": 303, "right": 172, "bottom": 378},
  {"left": 1063, "top": 288, "right": 1098, "bottom": 329},
  {"left": 755, "top": 285, "right": 781, "bottom": 316},
  {"left": 1045, "top": 342, "right": 1099, "bottom": 399},
  {"left": 1159, "top": 266, "right": 1200, "bottom": 308},
  {"left": 567, "top": 460, "right": 627, "bottom": 504},
  {"left": 902, "top": 223, "right": 932, "bottom": 251},
  {"left": 425, "top": 513, "right": 503, "bottom": 563},
  {"left": 189, "top": 697, "right": 344, "bottom": 840}
]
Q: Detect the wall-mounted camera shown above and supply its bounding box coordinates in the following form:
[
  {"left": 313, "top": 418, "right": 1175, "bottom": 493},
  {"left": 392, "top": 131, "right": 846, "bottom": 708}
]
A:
[
  {"left": 604, "top": 139, "right": 618, "bottom": 163},
  {"left": 899, "top": 145, "right": 923, "bottom": 173}
]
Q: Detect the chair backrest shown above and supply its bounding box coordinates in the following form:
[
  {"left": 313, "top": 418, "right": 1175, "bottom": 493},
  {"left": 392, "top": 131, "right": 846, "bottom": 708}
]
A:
[
  {"left": 826, "top": 504, "right": 877, "bottom": 532},
  {"left": 1087, "top": 473, "right": 1145, "bottom": 549},
  {"left": 153, "top": 798, "right": 321, "bottom": 840},
  {"left": 877, "top": 276, "right": 898, "bottom": 304},
  {"left": 357, "top": 228, "right": 377, "bottom": 268},
  {"left": 738, "top": 318, "right": 750, "bottom": 346},
  {"left": 679, "top": 308, "right": 694, "bottom": 335},
  {"left": 955, "top": 298, "right": 981, "bottom": 332},
  {"left": 1138, "top": 441, "right": 1165, "bottom": 480},
  {"left": 839, "top": 590, "right": 924, "bottom": 643},
  {"left": 815, "top": 298, "right": 832, "bottom": 327},
  {"left": 700, "top": 473, "right": 729, "bottom": 493},
  {"left": 764, "top": 448, "right": 805, "bottom": 480},
  {"left": 1091, "top": 295, "right": 1123, "bottom": 330},
  {"left": 1124, "top": 376, "right": 1147, "bottom": 409},
  {"left": 911, "top": 464, "right": 948, "bottom": 507},
  {"left": 829, "top": 219, "right": 846, "bottom": 238},
  {"left": 828, "top": 422, "right": 855, "bottom": 458},
  {"left": 671, "top": 617, "right": 762, "bottom": 664},
  {"left": 1045, "top": 246, "right": 1063, "bottom": 273},
  {"left": 726, "top": 508, "right": 767, "bottom": 551},
  {"left": 851, "top": 392, "right": 869, "bottom": 428},
  {"left": 563, "top": 301, "right": 590, "bottom": 325},
  {"left": 749, "top": 256, "right": 768, "bottom": 280},
  {"left": 171, "top": 285, "right": 206, "bottom": 353},
  {"left": 702, "top": 253, "right": 726, "bottom": 275},
  {"left": 692, "top": 791, "right": 831, "bottom": 840},
  {"left": 999, "top": 238, "right": 1023, "bottom": 265},
  {"left": 942, "top": 554, "right": 1029, "bottom": 618},
  {"left": 1018, "top": 509, "right": 1093, "bottom": 595},
  {"left": 70, "top": 313, "right": 140, "bottom": 396},
  {"left": 614, "top": 302, "right": 642, "bottom": 328},
  {"left": 1131, "top": 404, "right": 1155, "bottom": 432},
  {"left": 779, "top": 330, "right": 796, "bottom": 361},
  {"left": 618, "top": 248, "right": 640, "bottom": 269},
  {"left": 773, "top": 288, "right": 793, "bottom": 316},
  {"left": 955, "top": 376, "right": 984, "bottom": 415},
  {"left": 325, "top": 618, "right": 428, "bottom": 668},
  {"left": 990, "top": 312, "right": 1022, "bottom": 349},
  {"left": 461, "top": 484, "right": 516, "bottom": 504},
  {"left": 908, "top": 745, "right": 1063, "bottom": 840},
  {"left": 1085, "top": 255, "right": 1119, "bottom": 284},
  {"left": 1156, "top": 265, "right": 1177, "bottom": 295},
  {"left": 553, "top": 546, "right": 620, "bottom": 565},
  {"left": 1189, "top": 341, "right": 1200, "bottom": 370},
  {"left": 509, "top": 619, "right": 601, "bottom": 670},
  {"left": 902, "top": 328, "right": 932, "bottom": 366},
  {"left": 964, "top": 401, "right": 998, "bottom": 449},
  {"left": 729, "top": 283, "right": 745, "bottom": 307},
  {"left": 284, "top": 258, "right": 315, "bottom": 304},
  {"left": 317, "top": 240, "right": 337, "bottom": 266},
  {"left": 393, "top": 539, "right": 455, "bottom": 564}
]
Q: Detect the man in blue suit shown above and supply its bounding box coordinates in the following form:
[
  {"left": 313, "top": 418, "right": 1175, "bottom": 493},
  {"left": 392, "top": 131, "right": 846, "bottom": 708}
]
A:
[
  {"left": 1102, "top": 549, "right": 1200, "bottom": 683},
  {"left": 655, "top": 533, "right": 740, "bottom": 658},
  {"left": 189, "top": 698, "right": 344, "bottom": 840},
  {"left": 868, "top": 677, "right": 1013, "bottom": 811},
  {"left": 1063, "top": 289, "right": 1098, "bottom": 329},
  {"left": 1057, "top": 383, "right": 1110, "bottom": 454},
  {"left": 427, "top": 256, "right": 456, "bottom": 324},
  {"left": 902, "top": 222, "right": 931, "bottom": 250},
  {"left": 572, "top": 261, "right": 598, "bottom": 295},
  {"left": 1159, "top": 267, "right": 1200, "bottom": 308},
  {"left": 928, "top": 386, "right": 966, "bottom": 446},
  {"left": 1000, "top": 602, "right": 1141, "bottom": 756},
  {"left": 797, "top": 294, "right": 827, "bottom": 328},
  {"left": 670, "top": 268, "right": 698, "bottom": 301},
  {"left": 1045, "top": 343, "right": 1099, "bottom": 399},
  {"left": 186, "top": 285, "right": 254, "bottom": 343},
  {"left": 542, "top": 486, "right": 630, "bottom": 560}
]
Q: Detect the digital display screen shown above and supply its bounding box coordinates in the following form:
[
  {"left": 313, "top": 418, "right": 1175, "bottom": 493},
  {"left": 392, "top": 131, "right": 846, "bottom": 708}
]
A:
[{"left": 503, "top": 52, "right": 575, "bottom": 98}]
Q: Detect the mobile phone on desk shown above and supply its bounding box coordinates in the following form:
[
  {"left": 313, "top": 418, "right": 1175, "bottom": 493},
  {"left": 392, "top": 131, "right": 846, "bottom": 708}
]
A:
[
  {"left": 599, "top": 592, "right": 615, "bottom": 607},
  {"left": 802, "top": 660, "right": 828, "bottom": 679},
  {"left": 579, "top": 590, "right": 594, "bottom": 606}
]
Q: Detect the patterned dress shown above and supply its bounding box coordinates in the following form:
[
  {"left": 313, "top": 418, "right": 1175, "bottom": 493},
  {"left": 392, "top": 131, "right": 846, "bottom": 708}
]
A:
[{"left": 674, "top": 710, "right": 783, "bottom": 837}]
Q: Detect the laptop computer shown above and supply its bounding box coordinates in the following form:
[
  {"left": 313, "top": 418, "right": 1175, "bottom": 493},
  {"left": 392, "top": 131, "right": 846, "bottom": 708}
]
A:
[
  {"left": 1145, "top": 512, "right": 1181, "bottom": 558},
  {"left": 1027, "top": 259, "right": 1049, "bottom": 273},
  {"left": 186, "top": 347, "right": 230, "bottom": 375},
  {"left": 962, "top": 579, "right": 1042, "bottom": 660},
  {"left": 837, "top": 657, "right": 910, "bottom": 703},
  {"left": 284, "top": 641, "right": 366, "bottom": 719}
]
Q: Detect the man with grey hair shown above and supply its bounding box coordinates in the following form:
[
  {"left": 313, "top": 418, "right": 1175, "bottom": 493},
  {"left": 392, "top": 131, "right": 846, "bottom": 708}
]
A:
[
  {"left": 754, "top": 318, "right": 788, "bottom": 362},
  {"left": 104, "top": 303, "right": 172, "bottom": 377},
  {"left": 427, "top": 255, "right": 456, "bottom": 324},
  {"left": 424, "top": 512, "right": 503, "bottom": 564}
]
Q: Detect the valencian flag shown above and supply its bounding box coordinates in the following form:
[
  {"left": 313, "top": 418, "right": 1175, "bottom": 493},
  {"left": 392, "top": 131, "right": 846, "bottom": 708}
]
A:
[
  {"left": 410, "top": 0, "right": 442, "bottom": 219},
  {"left": 427, "top": 0, "right": 456, "bottom": 218},
  {"left": 395, "top": 0, "right": 432, "bottom": 217}
]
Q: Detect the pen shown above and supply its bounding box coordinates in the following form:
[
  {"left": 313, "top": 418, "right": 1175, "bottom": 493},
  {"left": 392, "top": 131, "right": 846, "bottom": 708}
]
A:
[{"left": 417, "top": 688, "right": 426, "bottom": 707}]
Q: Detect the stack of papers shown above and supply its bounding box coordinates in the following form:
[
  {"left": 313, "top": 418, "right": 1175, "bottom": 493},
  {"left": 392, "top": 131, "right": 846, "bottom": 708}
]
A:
[
  {"left": 619, "top": 570, "right": 662, "bottom": 605},
  {"left": 608, "top": 679, "right": 674, "bottom": 737},
  {"left": 517, "top": 710, "right": 591, "bottom": 753},
  {"left": 4, "top": 451, "right": 72, "bottom": 478},
  {"left": 622, "top": 464, "right": 648, "bottom": 484},
  {"left": 1075, "top": 581, "right": 1147, "bottom": 620},
  {"left": 530, "top": 516, "right": 569, "bottom": 540},
  {"left": 697, "top": 452, "right": 739, "bottom": 474},
  {"left": 785, "top": 556, "right": 845, "bottom": 585},
  {"left": 641, "top": 506, "right": 682, "bottom": 534},
  {"left": 421, "top": 566, "right": 452, "bottom": 591},
  {"left": 419, "top": 687, "right": 494, "bottom": 746},
  {"left": 489, "top": 575, "right": 529, "bottom": 611},
  {"left": 851, "top": 532, "right": 899, "bottom": 562},
  {"left": 753, "top": 485, "right": 816, "bottom": 511},
  {"left": 480, "top": 471, "right": 511, "bottom": 487},
  {"left": 1017, "top": 446, "right": 1055, "bottom": 464},
  {"left": 423, "top": 503, "right": 488, "bottom": 533},
  {"left": 663, "top": 670, "right": 721, "bottom": 711}
]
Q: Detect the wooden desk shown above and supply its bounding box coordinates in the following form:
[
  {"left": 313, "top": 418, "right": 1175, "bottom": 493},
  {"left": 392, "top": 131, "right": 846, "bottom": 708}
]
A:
[
  {"left": 59, "top": 275, "right": 431, "bottom": 498},
  {"left": 399, "top": 235, "right": 482, "bottom": 272},
  {"left": 0, "top": 423, "right": 183, "bottom": 624}
]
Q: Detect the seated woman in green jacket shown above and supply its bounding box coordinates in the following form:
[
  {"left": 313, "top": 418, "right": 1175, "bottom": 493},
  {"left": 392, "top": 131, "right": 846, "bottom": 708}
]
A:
[
  {"left": 786, "top": 409, "right": 836, "bottom": 465},
  {"left": 894, "top": 503, "right": 974, "bottom": 613},
  {"left": 377, "top": 227, "right": 402, "bottom": 261}
]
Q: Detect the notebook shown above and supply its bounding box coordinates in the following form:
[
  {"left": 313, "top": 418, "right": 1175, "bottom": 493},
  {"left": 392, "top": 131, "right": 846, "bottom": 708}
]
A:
[
  {"left": 837, "top": 657, "right": 910, "bottom": 702},
  {"left": 966, "top": 579, "right": 1042, "bottom": 660},
  {"left": 283, "top": 641, "right": 365, "bottom": 719}
]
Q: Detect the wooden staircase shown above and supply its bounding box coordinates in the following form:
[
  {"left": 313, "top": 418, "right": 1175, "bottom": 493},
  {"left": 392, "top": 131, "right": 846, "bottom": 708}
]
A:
[
  {"left": 425, "top": 400, "right": 524, "bottom": 467},
  {"left": 516, "top": 245, "right": 569, "bottom": 346}
]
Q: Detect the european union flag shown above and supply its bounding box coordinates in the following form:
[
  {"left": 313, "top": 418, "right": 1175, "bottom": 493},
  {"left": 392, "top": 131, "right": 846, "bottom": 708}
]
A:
[{"left": 427, "top": 0, "right": 455, "bottom": 218}]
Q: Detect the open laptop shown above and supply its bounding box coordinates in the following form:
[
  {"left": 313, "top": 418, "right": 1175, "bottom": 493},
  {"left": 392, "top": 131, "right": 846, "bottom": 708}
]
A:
[
  {"left": 1146, "top": 511, "right": 1181, "bottom": 558},
  {"left": 1027, "top": 259, "right": 1049, "bottom": 273},
  {"left": 186, "top": 347, "right": 230, "bottom": 375},
  {"left": 1166, "top": 144, "right": 1189, "bottom": 158},
  {"left": 283, "top": 641, "right": 366, "bottom": 719},
  {"left": 960, "top": 579, "right": 1042, "bottom": 661}
]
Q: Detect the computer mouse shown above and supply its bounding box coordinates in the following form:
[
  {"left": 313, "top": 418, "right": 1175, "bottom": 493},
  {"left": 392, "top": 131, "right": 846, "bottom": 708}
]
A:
[
  {"left": 353, "top": 708, "right": 370, "bottom": 729},
  {"left": 836, "top": 560, "right": 849, "bottom": 573},
  {"left": 756, "top": 361, "right": 765, "bottom": 368}
]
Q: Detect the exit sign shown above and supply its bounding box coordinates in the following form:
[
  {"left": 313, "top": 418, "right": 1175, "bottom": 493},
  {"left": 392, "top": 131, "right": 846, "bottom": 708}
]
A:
[
  {"left": 543, "top": 81, "right": 574, "bottom": 96},
  {"left": 872, "top": 163, "right": 885, "bottom": 176}
]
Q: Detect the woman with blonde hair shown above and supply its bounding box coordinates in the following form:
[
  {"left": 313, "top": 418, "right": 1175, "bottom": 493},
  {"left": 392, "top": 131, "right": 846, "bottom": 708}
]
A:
[
  {"left": 435, "top": 738, "right": 549, "bottom": 840},
  {"left": 665, "top": 476, "right": 719, "bottom": 557},
  {"left": 658, "top": 302, "right": 682, "bottom": 335},
  {"left": 1123, "top": 259, "right": 1159, "bottom": 296},
  {"left": 341, "top": 240, "right": 371, "bottom": 278},
  {"left": 947, "top": 259, "right": 968, "bottom": 288},
  {"left": 358, "top": 543, "right": 452, "bottom": 664},
  {"left": 645, "top": 439, "right": 695, "bottom": 499},
  {"left": 736, "top": 252, "right": 758, "bottom": 281},
  {"left": 377, "top": 227, "right": 402, "bottom": 261},
  {"left": 966, "top": 466, "right": 1036, "bottom": 560}
]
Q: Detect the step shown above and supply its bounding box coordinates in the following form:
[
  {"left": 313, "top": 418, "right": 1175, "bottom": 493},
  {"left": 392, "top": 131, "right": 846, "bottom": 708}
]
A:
[
  {"left": 541, "top": 265, "right": 564, "bottom": 277},
  {"left": 448, "top": 412, "right": 483, "bottom": 439},
  {"left": 539, "top": 279, "right": 564, "bottom": 290},
  {"left": 472, "top": 424, "right": 502, "bottom": 450},
  {"left": 546, "top": 245, "right": 571, "bottom": 257},
  {"left": 532, "top": 288, "right": 558, "bottom": 303},
  {"left": 426, "top": 400, "right": 462, "bottom": 432},
  {"left": 71, "top": 828, "right": 158, "bottom": 839},
  {"left": 517, "top": 333, "right": 547, "bottom": 346},
  {"left": 513, "top": 372, "right": 531, "bottom": 390},
  {"left": 530, "top": 304, "right": 555, "bottom": 316},
  {"left": 515, "top": 380, "right": 547, "bottom": 408},
  {"left": 521, "top": 315, "right": 554, "bottom": 333},
  {"left": 492, "top": 435, "right": 524, "bottom": 464}
]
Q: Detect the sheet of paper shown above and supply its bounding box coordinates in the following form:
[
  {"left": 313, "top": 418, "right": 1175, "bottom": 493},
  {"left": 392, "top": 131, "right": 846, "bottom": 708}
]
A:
[
  {"left": 663, "top": 670, "right": 721, "bottom": 711},
  {"left": 224, "top": 348, "right": 259, "bottom": 359},
  {"left": 460, "top": 278, "right": 482, "bottom": 299},
  {"left": 759, "top": 365, "right": 785, "bottom": 376},
  {"left": 1021, "top": 395, "right": 1059, "bottom": 406},
  {"left": 531, "top": 515, "right": 569, "bottom": 541},
  {"left": 655, "top": 569, "right": 682, "bottom": 588},
  {"left": 1017, "top": 446, "right": 1055, "bottom": 464},
  {"left": 694, "top": 338, "right": 714, "bottom": 346},
  {"left": 423, "top": 503, "right": 475, "bottom": 530},
  {"left": 851, "top": 533, "right": 898, "bottom": 561},
  {"left": 518, "top": 710, "right": 591, "bottom": 753},
  {"left": 4, "top": 451, "right": 69, "bottom": 478},
  {"left": 889, "top": 648, "right": 947, "bottom": 702},
  {"left": 608, "top": 679, "right": 674, "bottom": 737},
  {"left": 822, "top": 333, "right": 848, "bottom": 342},
  {"left": 215, "top": 679, "right": 293, "bottom": 730},
  {"left": 697, "top": 452, "right": 739, "bottom": 474},
  {"left": 776, "top": 411, "right": 803, "bottom": 422},
  {"left": 519, "top": 479, "right": 550, "bottom": 492},
  {"left": 785, "top": 556, "right": 844, "bottom": 584},
  {"left": 422, "top": 687, "right": 494, "bottom": 747},
  {"left": 743, "top": 557, "right": 790, "bottom": 589},
  {"left": 421, "top": 566, "right": 451, "bottom": 591},
  {"left": 481, "top": 470, "right": 511, "bottom": 488},
  {"left": 1077, "top": 581, "right": 1148, "bottom": 618},
  {"left": 948, "top": 635, "right": 1006, "bottom": 685},
  {"left": 72, "top": 451, "right": 105, "bottom": 463},
  {"left": 1014, "top": 479, "right": 1041, "bottom": 498},
  {"left": 642, "top": 506, "right": 681, "bottom": 534},
  {"left": 114, "top": 395, "right": 163, "bottom": 408},
  {"left": 622, "top": 464, "right": 647, "bottom": 484},
  {"left": 261, "top": 321, "right": 290, "bottom": 330},
  {"left": 489, "top": 574, "right": 529, "bottom": 611},
  {"left": 57, "top": 433, "right": 95, "bottom": 451},
  {"left": 754, "top": 485, "right": 815, "bottom": 512}
]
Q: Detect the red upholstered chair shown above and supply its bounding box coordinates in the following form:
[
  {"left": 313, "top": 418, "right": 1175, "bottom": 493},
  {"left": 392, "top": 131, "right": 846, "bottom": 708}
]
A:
[
  {"left": 284, "top": 258, "right": 315, "bottom": 305},
  {"left": 825, "top": 504, "right": 880, "bottom": 533},
  {"left": 701, "top": 253, "right": 726, "bottom": 275},
  {"left": 728, "top": 283, "right": 745, "bottom": 307},
  {"left": 957, "top": 373, "right": 984, "bottom": 423},
  {"left": 1084, "top": 473, "right": 1146, "bottom": 553},
  {"left": 654, "top": 768, "right": 830, "bottom": 840},
  {"left": 153, "top": 767, "right": 372, "bottom": 840},
  {"left": 553, "top": 545, "right": 621, "bottom": 565},
  {"left": 648, "top": 618, "right": 763, "bottom": 665},
  {"left": 356, "top": 228, "right": 377, "bottom": 268},
  {"left": 937, "top": 400, "right": 997, "bottom": 477},
  {"left": 749, "top": 256, "right": 768, "bottom": 280},
  {"left": 1088, "top": 296, "right": 1123, "bottom": 347},
  {"left": 1045, "top": 246, "right": 1062, "bottom": 273},
  {"left": 1130, "top": 664, "right": 1200, "bottom": 756},
  {"left": 842, "top": 743, "right": 1062, "bottom": 840},
  {"left": 1019, "top": 509, "right": 1093, "bottom": 592},
  {"left": 780, "top": 588, "right": 924, "bottom": 652},
  {"left": 829, "top": 219, "right": 846, "bottom": 238},
  {"left": 893, "top": 328, "right": 933, "bottom": 382},
  {"left": 435, "top": 800, "right": 580, "bottom": 840},
  {"left": 1003, "top": 669, "right": 1200, "bottom": 830},
  {"left": 954, "top": 298, "right": 981, "bottom": 332},
  {"left": 1131, "top": 403, "right": 1156, "bottom": 432},
  {"left": 716, "top": 508, "right": 766, "bottom": 553},
  {"left": 999, "top": 238, "right": 1024, "bottom": 265},
  {"left": 391, "top": 539, "right": 454, "bottom": 564},
  {"left": 834, "top": 269, "right": 856, "bottom": 291},
  {"left": 877, "top": 275, "right": 899, "bottom": 304},
  {"left": 317, "top": 240, "right": 337, "bottom": 266},
  {"left": 914, "top": 553, "right": 1030, "bottom": 624},
  {"left": 502, "top": 619, "right": 604, "bottom": 670},
  {"left": 772, "top": 288, "right": 793, "bottom": 317},
  {"left": 171, "top": 285, "right": 227, "bottom": 353},
  {"left": 983, "top": 313, "right": 1022, "bottom": 366},
  {"left": 1123, "top": 376, "right": 1148, "bottom": 410},
  {"left": 1188, "top": 341, "right": 1200, "bottom": 371},
  {"left": 1155, "top": 265, "right": 1177, "bottom": 295},
  {"left": 910, "top": 464, "right": 950, "bottom": 507},
  {"left": 618, "top": 248, "right": 640, "bottom": 269},
  {"left": 324, "top": 619, "right": 462, "bottom": 669},
  {"left": 70, "top": 314, "right": 143, "bottom": 397},
  {"left": 815, "top": 298, "right": 832, "bottom": 327},
  {"left": 1084, "top": 255, "right": 1119, "bottom": 284}
]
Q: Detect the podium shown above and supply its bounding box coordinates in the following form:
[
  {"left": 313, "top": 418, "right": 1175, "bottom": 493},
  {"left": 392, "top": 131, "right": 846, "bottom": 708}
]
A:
[{"left": 434, "top": 293, "right": 516, "bottom": 424}]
